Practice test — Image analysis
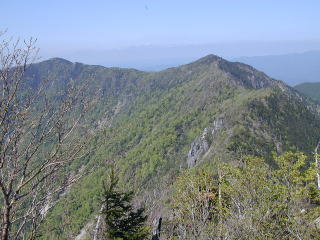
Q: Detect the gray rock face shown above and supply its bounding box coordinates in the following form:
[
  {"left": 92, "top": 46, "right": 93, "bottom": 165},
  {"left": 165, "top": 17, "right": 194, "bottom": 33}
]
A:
[
  {"left": 187, "top": 119, "right": 223, "bottom": 168},
  {"left": 187, "top": 131, "right": 209, "bottom": 168},
  {"left": 212, "top": 119, "right": 223, "bottom": 133}
]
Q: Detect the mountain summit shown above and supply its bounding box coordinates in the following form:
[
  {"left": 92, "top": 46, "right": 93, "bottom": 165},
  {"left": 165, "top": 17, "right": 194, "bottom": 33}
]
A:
[{"left": 192, "top": 54, "right": 222, "bottom": 64}]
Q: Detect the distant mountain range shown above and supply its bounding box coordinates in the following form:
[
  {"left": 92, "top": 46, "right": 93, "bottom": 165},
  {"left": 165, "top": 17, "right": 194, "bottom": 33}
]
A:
[{"left": 233, "top": 50, "right": 320, "bottom": 86}]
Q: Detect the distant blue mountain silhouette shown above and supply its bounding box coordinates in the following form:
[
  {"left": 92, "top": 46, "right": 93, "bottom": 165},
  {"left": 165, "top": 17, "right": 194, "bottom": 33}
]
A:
[{"left": 233, "top": 50, "right": 320, "bottom": 86}]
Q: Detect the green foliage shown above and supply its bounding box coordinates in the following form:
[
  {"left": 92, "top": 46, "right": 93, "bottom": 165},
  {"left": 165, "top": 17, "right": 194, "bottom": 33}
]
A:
[
  {"left": 167, "top": 152, "right": 320, "bottom": 240},
  {"left": 37, "top": 169, "right": 105, "bottom": 239},
  {"left": 229, "top": 90, "right": 320, "bottom": 160},
  {"left": 168, "top": 168, "right": 230, "bottom": 239},
  {"left": 102, "top": 168, "right": 149, "bottom": 240}
]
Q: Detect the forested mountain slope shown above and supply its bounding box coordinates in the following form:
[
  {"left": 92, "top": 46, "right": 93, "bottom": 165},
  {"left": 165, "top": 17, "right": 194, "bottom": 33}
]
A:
[
  {"left": 25, "top": 55, "right": 320, "bottom": 239},
  {"left": 295, "top": 82, "right": 320, "bottom": 104}
]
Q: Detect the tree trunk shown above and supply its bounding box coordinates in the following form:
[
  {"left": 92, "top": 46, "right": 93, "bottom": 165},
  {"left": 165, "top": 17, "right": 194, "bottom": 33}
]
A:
[
  {"left": 1, "top": 204, "right": 11, "bottom": 240},
  {"left": 218, "top": 170, "right": 222, "bottom": 239},
  {"left": 315, "top": 140, "right": 320, "bottom": 189},
  {"left": 93, "top": 205, "right": 105, "bottom": 240},
  {"left": 151, "top": 217, "right": 162, "bottom": 240}
]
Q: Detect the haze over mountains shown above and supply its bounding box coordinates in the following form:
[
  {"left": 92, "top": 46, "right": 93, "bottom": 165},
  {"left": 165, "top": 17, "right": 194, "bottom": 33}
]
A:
[{"left": 234, "top": 50, "right": 320, "bottom": 86}]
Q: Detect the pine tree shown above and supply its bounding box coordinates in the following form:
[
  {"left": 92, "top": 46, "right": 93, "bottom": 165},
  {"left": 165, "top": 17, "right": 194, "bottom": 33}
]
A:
[{"left": 102, "top": 168, "right": 149, "bottom": 240}]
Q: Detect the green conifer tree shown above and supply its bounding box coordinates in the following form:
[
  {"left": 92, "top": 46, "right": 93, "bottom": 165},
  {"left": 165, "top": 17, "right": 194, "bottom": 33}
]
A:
[{"left": 101, "top": 168, "right": 149, "bottom": 240}]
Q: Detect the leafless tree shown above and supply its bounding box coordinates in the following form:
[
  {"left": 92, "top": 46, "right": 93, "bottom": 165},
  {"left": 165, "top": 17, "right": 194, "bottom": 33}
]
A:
[{"left": 0, "top": 33, "right": 96, "bottom": 239}]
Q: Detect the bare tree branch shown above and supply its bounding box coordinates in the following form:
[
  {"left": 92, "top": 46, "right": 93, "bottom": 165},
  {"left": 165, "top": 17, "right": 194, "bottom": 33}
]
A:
[{"left": 0, "top": 32, "right": 97, "bottom": 240}]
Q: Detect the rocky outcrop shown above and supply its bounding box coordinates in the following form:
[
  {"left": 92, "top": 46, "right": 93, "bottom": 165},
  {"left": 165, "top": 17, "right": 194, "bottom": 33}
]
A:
[
  {"left": 187, "top": 119, "right": 223, "bottom": 168},
  {"left": 75, "top": 221, "right": 94, "bottom": 240}
]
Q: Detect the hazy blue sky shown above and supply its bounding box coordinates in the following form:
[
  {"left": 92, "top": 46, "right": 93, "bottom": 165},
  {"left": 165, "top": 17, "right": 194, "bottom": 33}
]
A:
[{"left": 2, "top": 0, "right": 320, "bottom": 68}]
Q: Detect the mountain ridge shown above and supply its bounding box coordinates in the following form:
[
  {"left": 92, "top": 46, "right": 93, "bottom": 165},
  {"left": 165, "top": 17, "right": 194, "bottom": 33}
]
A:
[
  {"left": 24, "top": 54, "right": 320, "bottom": 239},
  {"left": 40, "top": 53, "right": 285, "bottom": 91}
]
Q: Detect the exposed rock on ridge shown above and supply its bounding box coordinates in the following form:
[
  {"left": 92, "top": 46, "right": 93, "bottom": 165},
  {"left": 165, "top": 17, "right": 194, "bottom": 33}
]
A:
[{"left": 187, "top": 119, "right": 224, "bottom": 168}]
